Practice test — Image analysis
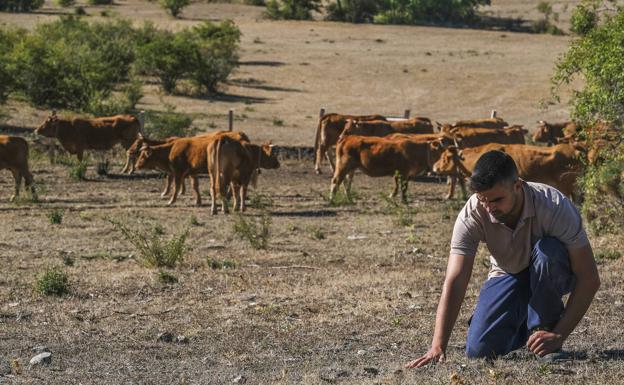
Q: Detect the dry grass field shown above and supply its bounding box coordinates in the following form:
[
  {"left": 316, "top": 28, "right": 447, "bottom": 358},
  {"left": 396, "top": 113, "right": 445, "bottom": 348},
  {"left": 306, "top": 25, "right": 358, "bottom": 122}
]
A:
[{"left": 1, "top": 1, "right": 624, "bottom": 384}]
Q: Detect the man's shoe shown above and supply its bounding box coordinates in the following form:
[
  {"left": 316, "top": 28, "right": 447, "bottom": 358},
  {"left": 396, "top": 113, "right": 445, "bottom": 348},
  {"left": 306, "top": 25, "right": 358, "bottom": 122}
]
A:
[{"left": 537, "top": 350, "right": 573, "bottom": 363}]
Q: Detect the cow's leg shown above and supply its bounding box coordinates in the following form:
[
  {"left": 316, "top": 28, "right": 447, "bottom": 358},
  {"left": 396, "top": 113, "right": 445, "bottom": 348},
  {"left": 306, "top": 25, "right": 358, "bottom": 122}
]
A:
[
  {"left": 390, "top": 174, "right": 400, "bottom": 198},
  {"left": 315, "top": 143, "right": 325, "bottom": 174},
  {"left": 167, "top": 173, "right": 183, "bottom": 205},
  {"left": 161, "top": 174, "right": 173, "bottom": 197},
  {"left": 231, "top": 183, "right": 239, "bottom": 212},
  {"left": 344, "top": 170, "right": 355, "bottom": 196},
  {"left": 458, "top": 177, "right": 467, "bottom": 200},
  {"left": 239, "top": 184, "right": 248, "bottom": 212},
  {"left": 446, "top": 176, "right": 456, "bottom": 200},
  {"left": 180, "top": 178, "right": 186, "bottom": 195},
  {"left": 400, "top": 178, "right": 409, "bottom": 204},
  {"left": 326, "top": 147, "right": 336, "bottom": 173},
  {"left": 329, "top": 166, "right": 348, "bottom": 201},
  {"left": 9, "top": 169, "right": 21, "bottom": 202},
  {"left": 209, "top": 175, "right": 218, "bottom": 215},
  {"left": 23, "top": 169, "right": 37, "bottom": 201},
  {"left": 190, "top": 175, "right": 201, "bottom": 206},
  {"left": 76, "top": 150, "right": 84, "bottom": 163}
]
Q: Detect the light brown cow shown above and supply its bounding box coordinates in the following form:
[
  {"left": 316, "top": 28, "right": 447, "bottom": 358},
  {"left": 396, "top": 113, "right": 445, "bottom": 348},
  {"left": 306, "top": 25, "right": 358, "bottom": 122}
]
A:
[
  {"left": 451, "top": 126, "right": 528, "bottom": 148},
  {"left": 135, "top": 131, "right": 249, "bottom": 206},
  {"left": 532, "top": 120, "right": 578, "bottom": 145},
  {"left": 35, "top": 113, "right": 141, "bottom": 173},
  {"left": 330, "top": 135, "right": 446, "bottom": 202},
  {"left": 432, "top": 143, "right": 584, "bottom": 200},
  {"left": 127, "top": 134, "right": 183, "bottom": 197},
  {"left": 437, "top": 117, "right": 509, "bottom": 133},
  {"left": 340, "top": 118, "right": 434, "bottom": 138},
  {"left": 314, "top": 113, "right": 386, "bottom": 174},
  {"left": 208, "top": 134, "right": 280, "bottom": 214},
  {"left": 0, "top": 135, "right": 37, "bottom": 201}
]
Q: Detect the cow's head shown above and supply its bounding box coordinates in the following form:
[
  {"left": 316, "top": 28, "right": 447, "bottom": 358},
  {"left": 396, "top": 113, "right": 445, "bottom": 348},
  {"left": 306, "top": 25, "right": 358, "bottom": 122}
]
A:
[
  {"left": 532, "top": 120, "right": 552, "bottom": 144},
  {"left": 135, "top": 145, "right": 155, "bottom": 170},
  {"left": 260, "top": 142, "right": 280, "bottom": 170},
  {"left": 432, "top": 146, "right": 464, "bottom": 176},
  {"left": 35, "top": 112, "right": 60, "bottom": 137},
  {"left": 427, "top": 139, "right": 447, "bottom": 169}
]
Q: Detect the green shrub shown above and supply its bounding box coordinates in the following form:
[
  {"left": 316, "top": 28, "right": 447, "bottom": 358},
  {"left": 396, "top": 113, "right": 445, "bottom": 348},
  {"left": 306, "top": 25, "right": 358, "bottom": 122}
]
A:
[
  {"left": 207, "top": 257, "right": 237, "bottom": 269},
  {"left": 158, "top": 269, "right": 178, "bottom": 284},
  {"left": 143, "top": 106, "right": 195, "bottom": 138},
  {"left": 35, "top": 267, "right": 69, "bottom": 296},
  {"left": 122, "top": 78, "right": 143, "bottom": 109},
  {"left": 325, "top": 0, "right": 378, "bottom": 22},
  {"left": 328, "top": 189, "right": 358, "bottom": 206},
  {"left": 48, "top": 209, "right": 64, "bottom": 225},
  {"left": 159, "top": 0, "right": 190, "bottom": 17},
  {"left": 108, "top": 219, "right": 190, "bottom": 268},
  {"left": 570, "top": 3, "right": 598, "bottom": 36},
  {"left": 0, "top": 28, "right": 24, "bottom": 103},
  {"left": 69, "top": 160, "right": 88, "bottom": 180},
  {"left": 248, "top": 192, "right": 273, "bottom": 209},
  {"left": 56, "top": 0, "right": 75, "bottom": 7},
  {"left": 233, "top": 213, "right": 271, "bottom": 250},
  {"left": 0, "top": 0, "right": 44, "bottom": 12},
  {"left": 380, "top": 193, "right": 417, "bottom": 227},
  {"left": 265, "top": 0, "right": 321, "bottom": 20},
  {"left": 308, "top": 226, "right": 325, "bottom": 240},
  {"left": 532, "top": 1, "right": 564, "bottom": 35},
  {"left": 74, "top": 5, "right": 86, "bottom": 15}
]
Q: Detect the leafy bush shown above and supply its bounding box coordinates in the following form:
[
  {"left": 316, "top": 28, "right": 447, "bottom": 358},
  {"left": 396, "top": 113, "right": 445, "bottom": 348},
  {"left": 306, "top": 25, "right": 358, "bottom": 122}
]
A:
[
  {"left": 69, "top": 160, "right": 88, "bottom": 180},
  {"left": 553, "top": 1, "right": 624, "bottom": 233},
  {"left": 207, "top": 257, "right": 237, "bottom": 269},
  {"left": 143, "top": 106, "right": 195, "bottom": 138},
  {"left": 0, "top": 28, "right": 23, "bottom": 103},
  {"left": 0, "top": 0, "right": 44, "bottom": 12},
  {"left": 532, "top": 1, "right": 564, "bottom": 35},
  {"left": 109, "top": 219, "right": 190, "bottom": 268},
  {"left": 265, "top": 0, "right": 321, "bottom": 20},
  {"left": 48, "top": 209, "right": 64, "bottom": 225},
  {"left": 159, "top": 0, "right": 190, "bottom": 17},
  {"left": 233, "top": 213, "right": 271, "bottom": 250},
  {"left": 158, "top": 270, "right": 178, "bottom": 284},
  {"left": 325, "top": 0, "right": 378, "bottom": 22},
  {"left": 570, "top": 2, "right": 599, "bottom": 36},
  {"left": 35, "top": 266, "right": 69, "bottom": 296}
]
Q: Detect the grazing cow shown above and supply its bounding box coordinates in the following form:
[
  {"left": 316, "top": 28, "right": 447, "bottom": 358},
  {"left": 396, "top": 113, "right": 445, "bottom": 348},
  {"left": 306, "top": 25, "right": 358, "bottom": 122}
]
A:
[
  {"left": 340, "top": 118, "right": 434, "bottom": 138},
  {"left": 0, "top": 135, "right": 37, "bottom": 201},
  {"left": 450, "top": 126, "right": 528, "bottom": 148},
  {"left": 432, "top": 143, "right": 584, "bottom": 200},
  {"left": 208, "top": 134, "right": 280, "bottom": 214},
  {"left": 135, "top": 131, "right": 249, "bottom": 206},
  {"left": 437, "top": 117, "right": 509, "bottom": 133},
  {"left": 330, "top": 135, "right": 446, "bottom": 203},
  {"left": 532, "top": 120, "right": 578, "bottom": 145},
  {"left": 35, "top": 113, "right": 141, "bottom": 173},
  {"left": 314, "top": 113, "right": 386, "bottom": 174}
]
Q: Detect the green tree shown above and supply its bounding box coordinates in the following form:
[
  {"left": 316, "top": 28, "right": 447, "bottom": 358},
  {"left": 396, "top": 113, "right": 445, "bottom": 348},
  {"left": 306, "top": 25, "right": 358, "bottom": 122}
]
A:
[
  {"left": 159, "top": 0, "right": 190, "bottom": 18},
  {"left": 552, "top": 0, "right": 624, "bottom": 232},
  {"left": 265, "top": 0, "right": 321, "bottom": 20},
  {"left": 0, "top": 0, "right": 44, "bottom": 12}
]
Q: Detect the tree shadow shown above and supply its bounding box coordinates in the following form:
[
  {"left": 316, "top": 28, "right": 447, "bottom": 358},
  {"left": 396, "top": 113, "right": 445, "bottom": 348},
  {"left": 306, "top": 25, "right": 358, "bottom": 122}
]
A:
[
  {"left": 598, "top": 349, "right": 624, "bottom": 361},
  {"left": 238, "top": 60, "right": 286, "bottom": 67},
  {"left": 206, "top": 92, "right": 271, "bottom": 104},
  {"left": 270, "top": 210, "right": 337, "bottom": 217},
  {"left": 228, "top": 78, "right": 303, "bottom": 93}
]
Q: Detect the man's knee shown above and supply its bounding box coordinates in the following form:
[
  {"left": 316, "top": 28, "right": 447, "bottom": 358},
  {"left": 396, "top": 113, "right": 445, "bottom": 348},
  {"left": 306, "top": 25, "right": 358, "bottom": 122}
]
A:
[
  {"left": 532, "top": 237, "right": 569, "bottom": 268},
  {"left": 465, "top": 339, "right": 497, "bottom": 359}
]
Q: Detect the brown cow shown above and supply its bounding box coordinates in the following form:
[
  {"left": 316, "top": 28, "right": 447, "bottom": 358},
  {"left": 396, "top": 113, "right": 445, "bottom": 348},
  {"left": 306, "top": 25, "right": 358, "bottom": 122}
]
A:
[
  {"left": 330, "top": 135, "right": 446, "bottom": 203},
  {"left": 208, "top": 134, "right": 280, "bottom": 214},
  {"left": 532, "top": 120, "right": 578, "bottom": 145},
  {"left": 314, "top": 113, "right": 386, "bottom": 174},
  {"left": 135, "top": 131, "right": 249, "bottom": 206},
  {"left": 432, "top": 143, "right": 584, "bottom": 200},
  {"left": 437, "top": 117, "right": 509, "bottom": 133},
  {"left": 340, "top": 118, "right": 434, "bottom": 138},
  {"left": 35, "top": 113, "right": 141, "bottom": 173},
  {"left": 451, "top": 126, "right": 528, "bottom": 148},
  {"left": 0, "top": 135, "right": 37, "bottom": 201}
]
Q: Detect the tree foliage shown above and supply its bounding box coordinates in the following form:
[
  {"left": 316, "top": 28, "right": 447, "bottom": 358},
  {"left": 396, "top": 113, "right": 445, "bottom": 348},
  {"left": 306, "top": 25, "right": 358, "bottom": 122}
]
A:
[
  {"left": 265, "top": 0, "right": 321, "bottom": 20},
  {"left": 553, "top": 0, "right": 624, "bottom": 232},
  {"left": 0, "top": 0, "right": 44, "bottom": 12},
  {"left": 159, "top": 0, "right": 190, "bottom": 18}
]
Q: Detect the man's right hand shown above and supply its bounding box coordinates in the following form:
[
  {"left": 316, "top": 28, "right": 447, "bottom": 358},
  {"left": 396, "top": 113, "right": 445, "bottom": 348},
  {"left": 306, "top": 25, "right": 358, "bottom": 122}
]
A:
[{"left": 404, "top": 346, "right": 446, "bottom": 369}]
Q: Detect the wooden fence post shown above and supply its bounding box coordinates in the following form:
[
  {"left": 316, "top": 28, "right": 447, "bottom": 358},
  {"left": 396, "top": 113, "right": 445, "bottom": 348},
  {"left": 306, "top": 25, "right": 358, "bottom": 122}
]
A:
[
  {"left": 228, "top": 109, "right": 234, "bottom": 131},
  {"left": 490, "top": 110, "right": 497, "bottom": 118},
  {"left": 404, "top": 109, "right": 411, "bottom": 119},
  {"left": 319, "top": 107, "right": 326, "bottom": 119}
]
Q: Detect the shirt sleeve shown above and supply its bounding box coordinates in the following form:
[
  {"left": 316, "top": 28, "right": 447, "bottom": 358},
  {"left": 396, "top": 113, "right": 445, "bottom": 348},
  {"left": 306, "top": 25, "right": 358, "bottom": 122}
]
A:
[
  {"left": 546, "top": 195, "right": 590, "bottom": 250},
  {"left": 450, "top": 215, "right": 483, "bottom": 257}
]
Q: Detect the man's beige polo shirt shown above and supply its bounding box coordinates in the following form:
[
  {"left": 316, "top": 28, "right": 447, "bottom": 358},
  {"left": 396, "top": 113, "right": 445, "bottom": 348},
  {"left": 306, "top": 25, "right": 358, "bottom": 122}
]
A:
[{"left": 450, "top": 181, "right": 590, "bottom": 279}]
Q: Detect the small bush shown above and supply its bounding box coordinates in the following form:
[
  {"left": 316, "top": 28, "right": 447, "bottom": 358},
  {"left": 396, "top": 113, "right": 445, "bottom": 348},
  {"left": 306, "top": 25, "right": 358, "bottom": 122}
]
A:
[
  {"left": 108, "top": 219, "right": 190, "bottom": 268},
  {"left": 325, "top": 0, "right": 378, "bottom": 22},
  {"left": 189, "top": 214, "right": 201, "bottom": 226},
  {"left": 207, "top": 257, "right": 237, "bottom": 269},
  {"left": 232, "top": 213, "right": 271, "bottom": 250},
  {"left": 248, "top": 193, "right": 274, "bottom": 210},
  {"left": 56, "top": 0, "right": 76, "bottom": 7},
  {"left": 123, "top": 78, "right": 143, "bottom": 109},
  {"left": 74, "top": 6, "right": 86, "bottom": 15},
  {"left": 272, "top": 118, "right": 284, "bottom": 126},
  {"left": 0, "top": 0, "right": 44, "bottom": 12},
  {"left": 265, "top": 0, "right": 321, "bottom": 20},
  {"left": 570, "top": 3, "right": 598, "bottom": 36},
  {"left": 158, "top": 270, "right": 178, "bottom": 284},
  {"left": 308, "top": 226, "right": 325, "bottom": 240},
  {"left": 381, "top": 194, "right": 417, "bottom": 227},
  {"left": 69, "top": 160, "right": 88, "bottom": 180},
  {"left": 143, "top": 106, "right": 195, "bottom": 138},
  {"left": 48, "top": 209, "right": 64, "bottom": 225},
  {"left": 159, "top": 0, "right": 190, "bottom": 17},
  {"left": 328, "top": 189, "right": 358, "bottom": 206},
  {"left": 35, "top": 267, "right": 69, "bottom": 296},
  {"left": 60, "top": 251, "right": 75, "bottom": 266},
  {"left": 595, "top": 249, "right": 622, "bottom": 263}
]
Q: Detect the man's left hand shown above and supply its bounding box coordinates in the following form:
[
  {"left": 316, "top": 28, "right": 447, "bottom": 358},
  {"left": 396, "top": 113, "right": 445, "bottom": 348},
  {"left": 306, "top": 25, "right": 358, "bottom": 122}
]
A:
[{"left": 527, "top": 330, "right": 564, "bottom": 356}]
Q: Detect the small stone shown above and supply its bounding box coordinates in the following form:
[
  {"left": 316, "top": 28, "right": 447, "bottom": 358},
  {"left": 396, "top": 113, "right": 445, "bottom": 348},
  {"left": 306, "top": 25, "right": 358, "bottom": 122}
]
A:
[
  {"left": 232, "top": 374, "right": 246, "bottom": 384},
  {"left": 176, "top": 335, "right": 188, "bottom": 344},
  {"left": 157, "top": 332, "right": 174, "bottom": 343},
  {"left": 357, "top": 349, "right": 366, "bottom": 356},
  {"left": 29, "top": 352, "right": 52, "bottom": 366}
]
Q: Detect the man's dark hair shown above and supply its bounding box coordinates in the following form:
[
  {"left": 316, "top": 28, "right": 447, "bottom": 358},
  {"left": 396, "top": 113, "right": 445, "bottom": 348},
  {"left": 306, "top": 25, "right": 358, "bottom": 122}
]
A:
[{"left": 468, "top": 150, "right": 518, "bottom": 192}]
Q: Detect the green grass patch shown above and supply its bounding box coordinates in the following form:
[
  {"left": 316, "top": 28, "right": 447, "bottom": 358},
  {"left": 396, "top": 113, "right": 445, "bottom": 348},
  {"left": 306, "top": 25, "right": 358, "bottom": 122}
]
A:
[
  {"left": 232, "top": 213, "right": 271, "bottom": 250},
  {"left": 35, "top": 266, "right": 69, "bottom": 296},
  {"left": 47, "top": 209, "right": 64, "bottom": 225}
]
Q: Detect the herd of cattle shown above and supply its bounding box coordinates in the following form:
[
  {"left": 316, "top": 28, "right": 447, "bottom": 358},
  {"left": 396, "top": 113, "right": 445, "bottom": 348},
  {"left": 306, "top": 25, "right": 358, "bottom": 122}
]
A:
[{"left": 0, "top": 111, "right": 620, "bottom": 212}]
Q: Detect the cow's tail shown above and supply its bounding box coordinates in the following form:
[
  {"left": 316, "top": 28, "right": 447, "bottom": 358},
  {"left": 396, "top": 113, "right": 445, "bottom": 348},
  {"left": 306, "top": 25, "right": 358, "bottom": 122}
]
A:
[
  {"left": 314, "top": 114, "right": 325, "bottom": 166},
  {"left": 214, "top": 137, "right": 223, "bottom": 198}
]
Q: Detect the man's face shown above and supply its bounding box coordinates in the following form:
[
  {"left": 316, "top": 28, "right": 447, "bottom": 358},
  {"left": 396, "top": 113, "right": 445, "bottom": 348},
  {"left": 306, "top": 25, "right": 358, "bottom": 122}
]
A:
[{"left": 476, "top": 180, "right": 522, "bottom": 223}]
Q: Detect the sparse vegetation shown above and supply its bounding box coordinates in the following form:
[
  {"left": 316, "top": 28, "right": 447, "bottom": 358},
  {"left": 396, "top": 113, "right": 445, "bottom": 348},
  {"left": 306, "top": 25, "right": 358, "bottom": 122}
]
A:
[
  {"left": 158, "top": 269, "right": 178, "bottom": 284},
  {"left": 0, "top": 0, "right": 44, "bottom": 12},
  {"left": 532, "top": 1, "right": 564, "bottom": 35},
  {"left": 48, "top": 209, "right": 64, "bottom": 225},
  {"left": 35, "top": 266, "right": 69, "bottom": 296},
  {"left": 265, "top": 0, "right": 321, "bottom": 20},
  {"left": 308, "top": 226, "right": 325, "bottom": 240},
  {"left": 108, "top": 219, "right": 190, "bottom": 268},
  {"left": 69, "top": 160, "right": 88, "bottom": 180},
  {"left": 143, "top": 106, "right": 195, "bottom": 138},
  {"left": 380, "top": 194, "right": 417, "bottom": 227},
  {"left": 248, "top": 193, "right": 274, "bottom": 210},
  {"left": 232, "top": 213, "right": 271, "bottom": 249},
  {"left": 207, "top": 257, "right": 237, "bottom": 269},
  {"left": 159, "top": 0, "right": 190, "bottom": 18},
  {"left": 328, "top": 189, "right": 358, "bottom": 206}
]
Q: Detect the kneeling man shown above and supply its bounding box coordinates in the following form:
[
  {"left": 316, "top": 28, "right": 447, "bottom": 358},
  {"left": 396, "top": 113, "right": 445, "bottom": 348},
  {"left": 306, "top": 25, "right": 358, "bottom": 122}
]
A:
[{"left": 407, "top": 150, "right": 600, "bottom": 366}]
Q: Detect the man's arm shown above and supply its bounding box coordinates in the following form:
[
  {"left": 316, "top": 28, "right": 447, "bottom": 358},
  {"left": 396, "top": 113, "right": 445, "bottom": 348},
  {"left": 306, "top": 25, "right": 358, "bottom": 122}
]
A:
[
  {"left": 527, "top": 244, "right": 600, "bottom": 356},
  {"left": 405, "top": 253, "right": 475, "bottom": 368}
]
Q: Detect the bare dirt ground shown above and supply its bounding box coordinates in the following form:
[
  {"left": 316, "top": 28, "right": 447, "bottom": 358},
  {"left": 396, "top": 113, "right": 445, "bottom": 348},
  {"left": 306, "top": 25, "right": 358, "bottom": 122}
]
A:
[{"left": 2, "top": 1, "right": 624, "bottom": 384}]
